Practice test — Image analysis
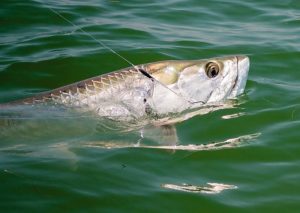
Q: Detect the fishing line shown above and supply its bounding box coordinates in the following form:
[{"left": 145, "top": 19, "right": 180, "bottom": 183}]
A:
[
  {"left": 47, "top": 6, "right": 205, "bottom": 105},
  {"left": 48, "top": 7, "right": 135, "bottom": 68}
]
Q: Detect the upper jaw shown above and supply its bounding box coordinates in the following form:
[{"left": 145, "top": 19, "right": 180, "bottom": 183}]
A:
[{"left": 228, "top": 55, "right": 250, "bottom": 98}]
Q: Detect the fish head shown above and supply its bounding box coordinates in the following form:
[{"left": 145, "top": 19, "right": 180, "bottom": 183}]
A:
[
  {"left": 148, "top": 56, "right": 249, "bottom": 106},
  {"left": 143, "top": 55, "right": 249, "bottom": 118},
  {"left": 175, "top": 55, "right": 250, "bottom": 104}
]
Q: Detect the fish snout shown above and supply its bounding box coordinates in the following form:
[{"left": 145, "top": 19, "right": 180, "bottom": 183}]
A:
[
  {"left": 237, "top": 55, "right": 250, "bottom": 71},
  {"left": 228, "top": 55, "right": 250, "bottom": 98}
]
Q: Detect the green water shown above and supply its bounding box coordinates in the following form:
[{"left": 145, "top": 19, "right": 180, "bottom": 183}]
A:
[{"left": 1, "top": 0, "right": 300, "bottom": 212}]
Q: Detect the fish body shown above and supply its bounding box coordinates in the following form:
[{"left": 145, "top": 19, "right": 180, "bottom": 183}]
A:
[{"left": 2, "top": 55, "right": 250, "bottom": 124}]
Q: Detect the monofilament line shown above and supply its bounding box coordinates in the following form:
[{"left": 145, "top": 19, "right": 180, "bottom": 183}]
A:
[{"left": 48, "top": 7, "right": 136, "bottom": 68}]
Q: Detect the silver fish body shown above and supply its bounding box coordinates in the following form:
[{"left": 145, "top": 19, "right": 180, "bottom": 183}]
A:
[{"left": 3, "top": 55, "right": 250, "bottom": 124}]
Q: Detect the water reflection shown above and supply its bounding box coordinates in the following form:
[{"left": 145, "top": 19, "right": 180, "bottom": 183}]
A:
[
  {"left": 0, "top": 99, "right": 259, "bottom": 151},
  {"left": 161, "top": 182, "right": 237, "bottom": 194},
  {"left": 82, "top": 132, "right": 260, "bottom": 150}
]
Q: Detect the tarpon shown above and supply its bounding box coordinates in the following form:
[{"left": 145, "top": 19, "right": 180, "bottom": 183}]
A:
[
  {"left": 0, "top": 55, "right": 250, "bottom": 148},
  {"left": 1, "top": 55, "right": 249, "bottom": 125}
]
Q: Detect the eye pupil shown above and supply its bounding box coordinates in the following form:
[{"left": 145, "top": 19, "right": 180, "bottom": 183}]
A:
[
  {"left": 211, "top": 68, "right": 216, "bottom": 77},
  {"left": 205, "top": 62, "right": 219, "bottom": 78}
]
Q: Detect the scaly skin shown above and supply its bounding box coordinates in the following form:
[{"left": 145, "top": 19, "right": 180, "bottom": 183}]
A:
[{"left": 1, "top": 56, "right": 250, "bottom": 123}]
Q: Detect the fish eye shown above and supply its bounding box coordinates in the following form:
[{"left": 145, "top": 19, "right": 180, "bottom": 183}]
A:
[{"left": 205, "top": 62, "right": 219, "bottom": 78}]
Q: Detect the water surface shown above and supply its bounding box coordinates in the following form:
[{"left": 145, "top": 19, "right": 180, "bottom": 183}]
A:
[{"left": 1, "top": 0, "right": 300, "bottom": 212}]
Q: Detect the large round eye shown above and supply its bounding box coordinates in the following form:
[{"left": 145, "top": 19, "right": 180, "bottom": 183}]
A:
[{"left": 205, "top": 62, "right": 219, "bottom": 78}]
